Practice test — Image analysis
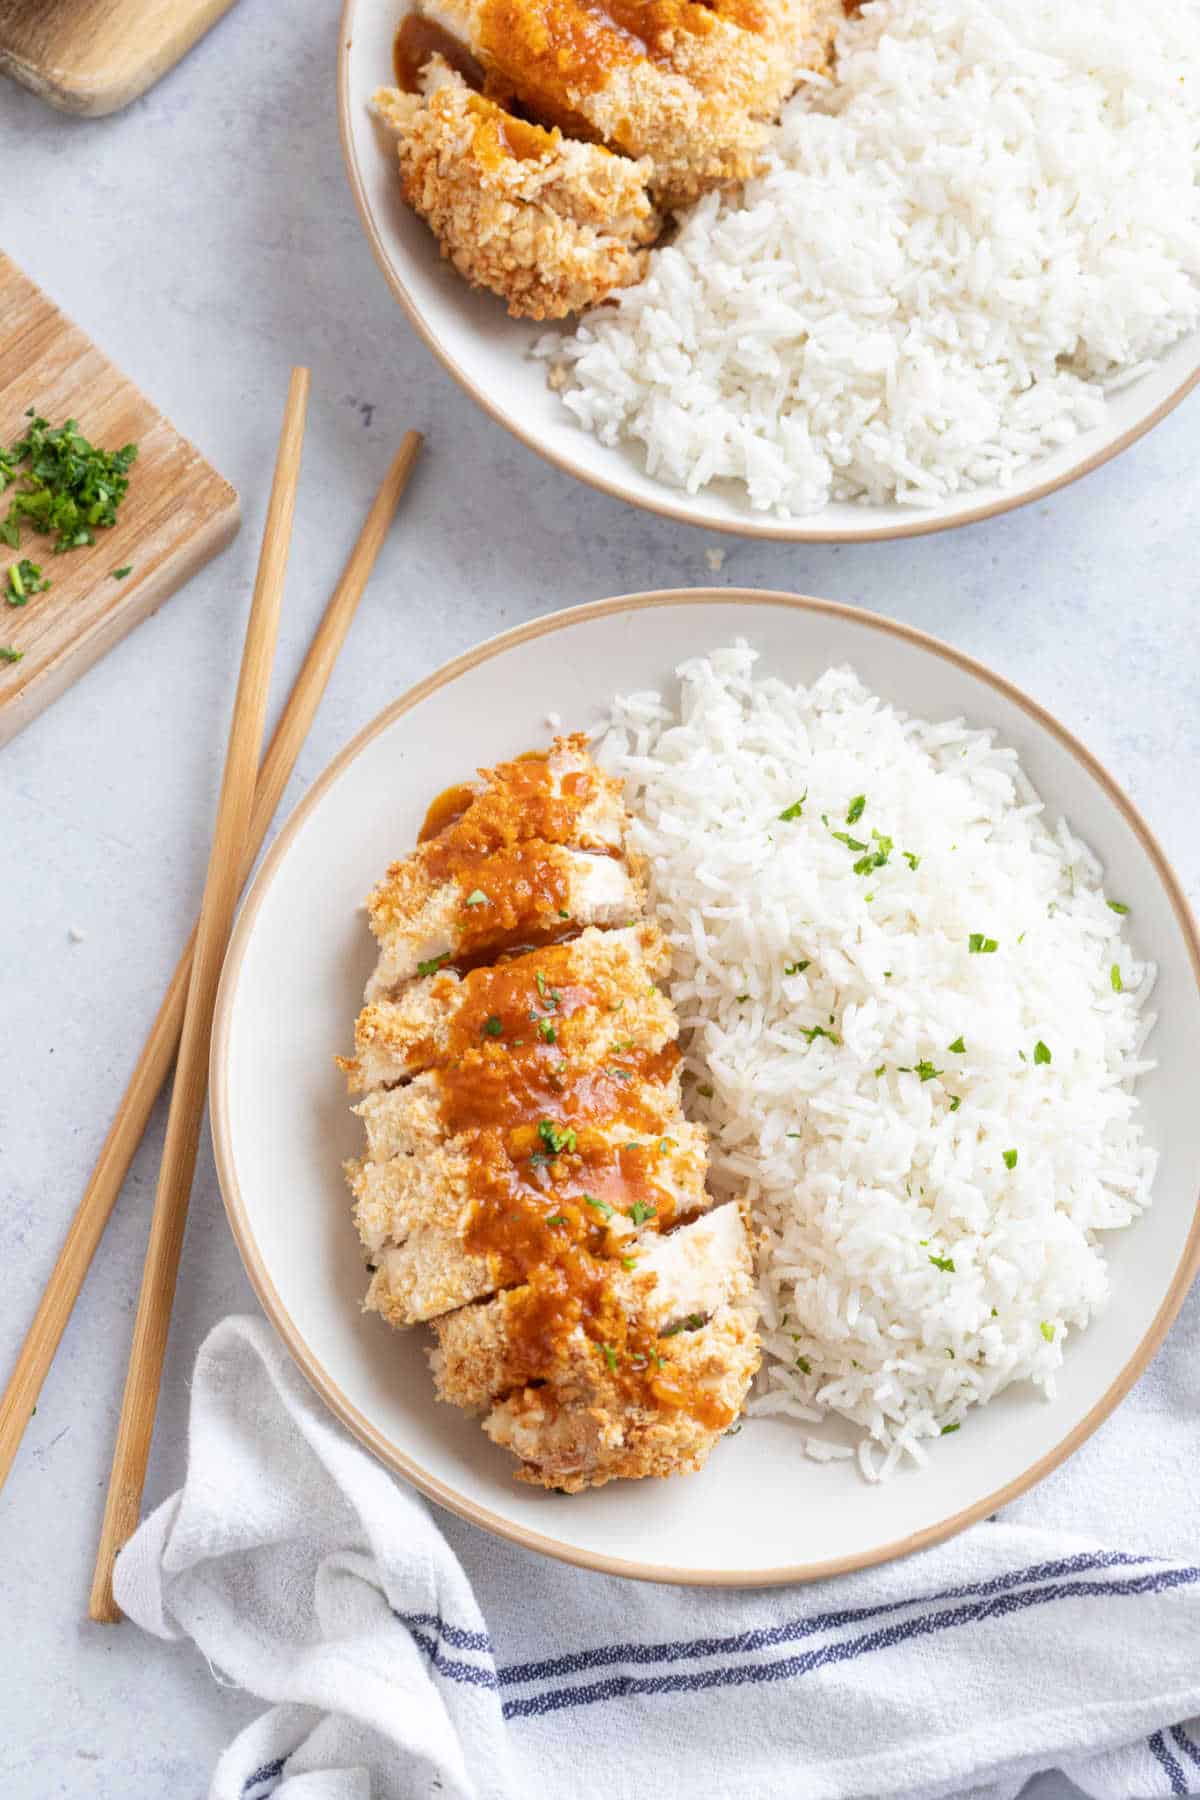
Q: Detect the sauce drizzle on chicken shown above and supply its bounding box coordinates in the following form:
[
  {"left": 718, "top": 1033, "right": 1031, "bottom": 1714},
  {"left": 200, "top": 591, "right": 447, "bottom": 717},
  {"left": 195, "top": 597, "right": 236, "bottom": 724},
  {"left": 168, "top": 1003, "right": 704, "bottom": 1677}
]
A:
[{"left": 341, "top": 734, "right": 758, "bottom": 1489}]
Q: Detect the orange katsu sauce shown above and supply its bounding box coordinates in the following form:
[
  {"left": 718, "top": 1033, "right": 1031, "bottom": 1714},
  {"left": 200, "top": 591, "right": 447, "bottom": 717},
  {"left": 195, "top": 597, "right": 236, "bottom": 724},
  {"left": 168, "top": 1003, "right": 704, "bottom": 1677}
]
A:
[
  {"left": 393, "top": 13, "right": 485, "bottom": 91},
  {"left": 405, "top": 746, "right": 729, "bottom": 1436}
]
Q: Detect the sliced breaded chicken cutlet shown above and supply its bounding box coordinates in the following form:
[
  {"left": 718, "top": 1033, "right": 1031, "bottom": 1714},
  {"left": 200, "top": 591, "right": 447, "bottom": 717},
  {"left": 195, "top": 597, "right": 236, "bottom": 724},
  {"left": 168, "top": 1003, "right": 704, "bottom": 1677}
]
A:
[
  {"left": 339, "top": 735, "right": 759, "bottom": 1491},
  {"left": 342, "top": 921, "right": 671, "bottom": 1090},
  {"left": 430, "top": 1205, "right": 759, "bottom": 1490},
  {"left": 406, "top": 0, "right": 843, "bottom": 209},
  {"left": 374, "top": 64, "right": 658, "bottom": 320},
  {"left": 363, "top": 735, "right": 643, "bottom": 997}
]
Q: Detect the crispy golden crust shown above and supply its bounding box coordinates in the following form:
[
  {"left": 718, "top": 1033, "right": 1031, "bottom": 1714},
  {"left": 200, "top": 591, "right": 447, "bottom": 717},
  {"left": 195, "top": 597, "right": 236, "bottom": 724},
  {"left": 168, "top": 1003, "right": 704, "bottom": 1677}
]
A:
[
  {"left": 374, "top": 68, "right": 658, "bottom": 319},
  {"left": 493, "top": 1306, "right": 760, "bottom": 1491},
  {"left": 411, "top": 0, "right": 843, "bottom": 209},
  {"left": 341, "top": 734, "right": 761, "bottom": 1491}
]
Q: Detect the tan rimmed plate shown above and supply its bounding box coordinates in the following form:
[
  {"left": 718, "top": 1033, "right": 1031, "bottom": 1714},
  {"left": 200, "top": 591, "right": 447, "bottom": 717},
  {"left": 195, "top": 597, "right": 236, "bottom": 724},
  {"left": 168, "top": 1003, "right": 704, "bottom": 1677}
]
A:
[
  {"left": 337, "top": 0, "right": 1200, "bottom": 543},
  {"left": 210, "top": 590, "right": 1200, "bottom": 1585}
]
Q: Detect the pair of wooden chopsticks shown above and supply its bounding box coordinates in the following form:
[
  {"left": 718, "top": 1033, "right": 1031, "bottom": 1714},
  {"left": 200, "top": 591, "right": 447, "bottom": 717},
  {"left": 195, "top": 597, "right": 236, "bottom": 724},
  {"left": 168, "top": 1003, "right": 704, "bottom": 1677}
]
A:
[{"left": 0, "top": 368, "right": 422, "bottom": 1621}]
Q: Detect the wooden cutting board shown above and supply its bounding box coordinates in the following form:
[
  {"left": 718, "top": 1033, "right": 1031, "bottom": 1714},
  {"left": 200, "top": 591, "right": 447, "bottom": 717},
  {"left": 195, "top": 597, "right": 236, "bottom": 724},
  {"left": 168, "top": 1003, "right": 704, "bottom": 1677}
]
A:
[
  {"left": 0, "top": 253, "right": 240, "bottom": 747},
  {"left": 0, "top": 0, "right": 240, "bottom": 116}
]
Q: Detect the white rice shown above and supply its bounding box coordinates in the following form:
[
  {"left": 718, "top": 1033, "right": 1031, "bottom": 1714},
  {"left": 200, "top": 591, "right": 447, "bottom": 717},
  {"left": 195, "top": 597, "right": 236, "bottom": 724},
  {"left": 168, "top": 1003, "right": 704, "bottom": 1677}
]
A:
[
  {"left": 599, "top": 646, "right": 1157, "bottom": 1473},
  {"left": 544, "top": 0, "right": 1200, "bottom": 516}
]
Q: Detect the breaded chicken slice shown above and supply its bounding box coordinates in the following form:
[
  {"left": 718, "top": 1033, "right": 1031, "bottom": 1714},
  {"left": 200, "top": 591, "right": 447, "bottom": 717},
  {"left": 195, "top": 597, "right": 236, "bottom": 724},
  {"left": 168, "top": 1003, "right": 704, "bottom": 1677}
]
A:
[
  {"left": 489, "top": 1302, "right": 759, "bottom": 1490},
  {"left": 413, "top": 0, "right": 842, "bottom": 208},
  {"left": 363, "top": 734, "right": 643, "bottom": 997},
  {"left": 416, "top": 732, "right": 630, "bottom": 857},
  {"left": 351, "top": 1042, "right": 686, "bottom": 1169},
  {"left": 341, "top": 922, "right": 671, "bottom": 1091},
  {"left": 430, "top": 1202, "right": 752, "bottom": 1407},
  {"left": 374, "top": 64, "right": 657, "bottom": 319},
  {"left": 361, "top": 1120, "right": 712, "bottom": 1324},
  {"left": 365, "top": 843, "right": 642, "bottom": 999}
]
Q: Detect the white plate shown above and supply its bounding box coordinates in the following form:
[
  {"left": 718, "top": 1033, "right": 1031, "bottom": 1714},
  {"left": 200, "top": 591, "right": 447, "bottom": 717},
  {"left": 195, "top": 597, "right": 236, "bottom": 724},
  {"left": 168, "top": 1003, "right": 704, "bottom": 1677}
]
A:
[
  {"left": 211, "top": 590, "right": 1200, "bottom": 1585},
  {"left": 337, "top": 0, "right": 1200, "bottom": 544}
]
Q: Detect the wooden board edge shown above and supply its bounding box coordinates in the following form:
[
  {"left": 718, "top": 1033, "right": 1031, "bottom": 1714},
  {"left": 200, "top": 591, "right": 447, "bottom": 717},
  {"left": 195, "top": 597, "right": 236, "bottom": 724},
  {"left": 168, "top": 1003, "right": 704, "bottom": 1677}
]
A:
[
  {"left": 0, "top": 0, "right": 242, "bottom": 117},
  {"left": 0, "top": 487, "right": 240, "bottom": 748}
]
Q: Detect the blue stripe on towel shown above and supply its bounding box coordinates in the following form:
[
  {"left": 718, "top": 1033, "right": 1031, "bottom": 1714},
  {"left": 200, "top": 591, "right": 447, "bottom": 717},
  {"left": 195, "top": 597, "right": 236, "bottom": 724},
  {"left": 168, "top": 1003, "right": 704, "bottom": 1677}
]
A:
[
  {"left": 396, "top": 1610, "right": 494, "bottom": 1654},
  {"left": 241, "top": 1757, "right": 286, "bottom": 1796},
  {"left": 1170, "top": 1724, "right": 1200, "bottom": 1774},
  {"left": 1148, "top": 1730, "right": 1189, "bottom": 1794},
  {"left": 498, "top": 1549, "right": 1159, "bottom": 1687},
  {"left": 502, "top": 1564, "right": 1200, "bottom": 1720}
]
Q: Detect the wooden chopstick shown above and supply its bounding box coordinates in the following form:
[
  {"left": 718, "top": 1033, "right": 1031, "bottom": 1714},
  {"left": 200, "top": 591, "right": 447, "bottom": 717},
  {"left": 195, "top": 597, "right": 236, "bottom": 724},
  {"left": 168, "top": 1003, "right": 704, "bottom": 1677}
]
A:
[
  {"left": 87, "top": 367, "right": 310, "bottom": 1621},
  {"left": 0, "top": 430, "right": 422, "bottom": 1503}
]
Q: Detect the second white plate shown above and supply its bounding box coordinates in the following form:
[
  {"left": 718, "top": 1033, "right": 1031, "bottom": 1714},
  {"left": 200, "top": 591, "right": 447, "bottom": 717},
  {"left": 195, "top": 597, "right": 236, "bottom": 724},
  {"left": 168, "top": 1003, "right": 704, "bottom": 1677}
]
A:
[{"left": 338, "top": 0, "right": 1200, "bottom": 543}]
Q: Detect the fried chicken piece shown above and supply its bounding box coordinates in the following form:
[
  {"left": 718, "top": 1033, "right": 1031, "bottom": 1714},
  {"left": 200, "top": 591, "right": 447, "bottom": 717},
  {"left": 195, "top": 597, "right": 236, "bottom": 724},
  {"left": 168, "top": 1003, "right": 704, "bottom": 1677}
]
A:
[
  {"left": 341, "top": 922, "right": 671, "bottom": 1092},
  {"left": 414, "top": 0, "right": 842, "bottom": 208},
  {"left": 489, "top": 1304, "right": 759, "bottom": 1490},
  {"left": 363, "top": 734, "right": 644, "bottom": 998},
  {"left": 374, "top": 63, "right": 658, "bottom": 319},
  {"left": 430, "top": 1202, "right": 751, "bottom": 1405},
  {"left": 360, "top": 1120, "right": 712, "bottom": 1324},
  {"left": 365, "top": 842, "right": 642, "bottom": 998}
]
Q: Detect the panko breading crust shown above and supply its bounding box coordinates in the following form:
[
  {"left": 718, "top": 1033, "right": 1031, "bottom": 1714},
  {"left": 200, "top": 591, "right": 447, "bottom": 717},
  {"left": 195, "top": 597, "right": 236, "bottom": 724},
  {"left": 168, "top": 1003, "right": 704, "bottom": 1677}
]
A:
[{"left": 374, "top": 66, "right": 658, "bottom": 319}]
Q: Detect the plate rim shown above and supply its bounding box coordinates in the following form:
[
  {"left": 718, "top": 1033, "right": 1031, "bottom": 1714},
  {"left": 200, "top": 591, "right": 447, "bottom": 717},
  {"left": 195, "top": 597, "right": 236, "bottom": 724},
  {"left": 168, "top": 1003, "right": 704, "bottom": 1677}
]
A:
[
  {"left": 211, "top": 586, "right": 1200, "bottom": 1586},
  {"left": 335, "top": 0, "right": 1200, "bottom": 546}
]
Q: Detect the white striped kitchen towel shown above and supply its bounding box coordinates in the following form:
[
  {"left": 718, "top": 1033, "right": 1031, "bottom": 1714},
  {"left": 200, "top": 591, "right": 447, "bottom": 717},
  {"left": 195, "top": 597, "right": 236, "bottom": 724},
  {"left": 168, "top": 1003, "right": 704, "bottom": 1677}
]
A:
[{"left": 115, "top": 1312, "right": 1200, "bottom": 1800}]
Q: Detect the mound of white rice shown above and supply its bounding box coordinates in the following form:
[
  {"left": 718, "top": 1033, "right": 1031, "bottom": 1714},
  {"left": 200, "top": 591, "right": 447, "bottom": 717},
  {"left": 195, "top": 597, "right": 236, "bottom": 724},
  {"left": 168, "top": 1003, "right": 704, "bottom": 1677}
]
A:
[
  {"left": 600, "top": 647, "right": 1157, "bottom": 1478},
  {"left": 546, "top": 0, "right": 1200, "bottom": 516}
]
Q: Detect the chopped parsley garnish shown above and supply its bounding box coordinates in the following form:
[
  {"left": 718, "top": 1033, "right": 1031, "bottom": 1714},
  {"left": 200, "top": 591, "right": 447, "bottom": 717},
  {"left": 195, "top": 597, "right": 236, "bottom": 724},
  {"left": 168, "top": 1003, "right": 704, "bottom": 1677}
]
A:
[
  {"left": 903, "top": 851, "right": 921, "bottom": 871},
  {"left": 853, "top": 831, "right": 893, "bottom": 877},
  {"left": 559, "top": 909, "right": 571, "bottom": 919},
  {"left": 538, "top": 1119, "right": 576, "bottom": 1154},
  {"left": 537, "top": 1018, "right": 557, "bottom": 1043},
  {"left": 0, "top": 413, "right": 137, "bottom": 555},
  {"left": 1002, "top": 1148, "right": 1018, "bottom": 1169},
  {"left": 481, "top": 1015, "right": 504, "bottom": 1038},
  {"left": 111, "top": 565, "right": 132, "bottom": 580},
  {"left": 949, "top": 1095, "right": 962, "bottom": 1112},
  {"left": 940, "top": 1422, "right": 960, "bottom": 1436},
  {"left": 463, "top": 889, "right": 488, "bottom": 907},
  {"left": 928, "top": 1253, "right": 956, "bottom": 1273},
  {"left": 794, "top": 1355, "right": 811, "bottom": 1375},
  {"left": 947, "top": 1036, "right": 966, "bottom": 1054},
  {"left": 608, "top": 1066, "right": 634, "bottom": 1081},
  {"left": 846, "top": 794, "right": 866, "bottom": 824},
  {"left": 7, "top": 557, "right": 50, "bottom": 604},
  {"left": 598, "top": 1343, "right": 618, "bottom": 1372},
  {"left": 1040, "top": 1321, "right": 1055, "bottom": 1342},
  {"left": 662, "top": 1313, "right": 705, "bottom": 1336},
  {"left": 783, "top": 959, "right": 810, "bottom": 976},
  {"left": 1033, "top": 1039, "right": 1052, "bottom": 1065},
  {"left": 778, "top": 791, "right": 807, "bottom": 822},
  {"left": 658, "top": 1137, "right": 676, "bottom": 1152},
  {"left": 968, "top": 933, "right": 999, "bottom": 954},
  {"left": 416, "top": 954, "right": 449, "bottom": 977},
  {"left": 873, "top": 1064, "right": 886, "bottom": 1077},
  {"left": 0, "top": 645, "right": 22, "bottom": 663},
  {"left": 628, "top": 1200, "right": 656, "bottom": 1226},
  {"left": 583, "top": 1192, "right": 613, "bottom": 1220},
  {"left": 910, "top": 1060, "right": 941, "bottom": 1082},
  {"left": 1107, "top": 900, "right": 1129, "bottom": 915},
  {"left": 831, "top": 830, "right": 867, "bottom": 852},
  {"left": 736, "top": 992, "right": 750, "bottom": 1003},
  {"left": 612, "top": 1039, "right": 633, "bottom": 1051},
  {"left": 544, "top": 1213, "right": 568, "bottom": 1227},
  {"left": 800, "top": 1024, "right": 840, "bottom": 1045},
  {"left": 1110, "top": 964, "right": 1123, "bottom": 993},
  {"left": 621, "top": 1256, "right": 637, "bottom": 1272}
]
